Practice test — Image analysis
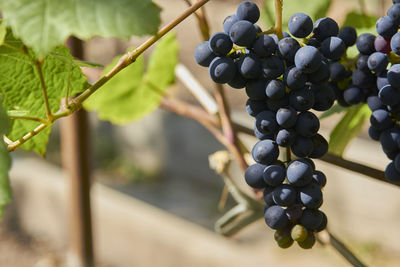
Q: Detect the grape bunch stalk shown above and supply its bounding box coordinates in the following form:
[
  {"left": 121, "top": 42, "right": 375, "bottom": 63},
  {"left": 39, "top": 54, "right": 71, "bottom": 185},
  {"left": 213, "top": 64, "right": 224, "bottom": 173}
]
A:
[{"left": 192, "top": 1, "right": 361, "bottom": 248}]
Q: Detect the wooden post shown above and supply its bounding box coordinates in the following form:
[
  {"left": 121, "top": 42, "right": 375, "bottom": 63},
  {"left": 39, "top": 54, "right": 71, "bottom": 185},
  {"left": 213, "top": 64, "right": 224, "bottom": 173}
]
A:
[{"left": 60, "top": 37, "right": 94, "bottom": 267}]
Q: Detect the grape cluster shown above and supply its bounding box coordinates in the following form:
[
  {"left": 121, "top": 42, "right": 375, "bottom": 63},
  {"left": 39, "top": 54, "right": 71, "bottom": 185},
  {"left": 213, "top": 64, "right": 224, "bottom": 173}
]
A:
[
  {"left": 333, "top": 0, "right": 400, "bottom": 183},
  {"left": 193, "top": 1, "right": 350, "bottom": 248}
]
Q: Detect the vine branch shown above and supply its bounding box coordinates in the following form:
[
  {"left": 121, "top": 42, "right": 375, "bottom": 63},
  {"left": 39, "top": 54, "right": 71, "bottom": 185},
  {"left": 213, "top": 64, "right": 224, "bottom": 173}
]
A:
[{"left": 6, "top": 0, "right": 211, "bottom": 152}]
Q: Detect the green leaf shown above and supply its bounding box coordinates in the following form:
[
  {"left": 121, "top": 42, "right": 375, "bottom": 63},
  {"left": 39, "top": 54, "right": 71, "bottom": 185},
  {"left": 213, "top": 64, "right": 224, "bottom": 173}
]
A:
[
  {"left": 0, "top": 31, "right": 88, "bottom": 155},
  {"left": 84, "top": 33, "right": 179, "bottom": 125},
  {"left": 0, "top": 23, "right": 6, "bottom": 46},
  {"left": 0, "top": 0, "right": 161, "bottom": 57},
  {"left": 0, "top": 102, "right": 12, "bottom": 218},
  {"left": 73, "top": 60, "right": 103, "bottom": 68},
  {"left": 342, "top": 11, "right": 378, "bottom": 29},
  {"left": 261, "top": 0, "right": 331, "bottom": 31},
  {"left": 319, "top": 104, "right": 347, "bottom": 120},
  {"left": 329, "top": 104, "right": 371, "bottom": 156}
]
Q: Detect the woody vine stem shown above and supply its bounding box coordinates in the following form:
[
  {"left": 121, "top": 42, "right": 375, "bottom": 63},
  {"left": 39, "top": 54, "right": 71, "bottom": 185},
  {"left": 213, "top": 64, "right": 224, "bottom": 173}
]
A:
[{"left": 4, "top": 0, "right": 211, "bottom": 152}]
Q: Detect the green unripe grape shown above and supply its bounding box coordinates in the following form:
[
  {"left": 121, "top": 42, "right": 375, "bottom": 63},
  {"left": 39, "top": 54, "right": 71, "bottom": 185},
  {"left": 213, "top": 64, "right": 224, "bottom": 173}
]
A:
[
  {"left": 291, "top": 224, "right": 308, "bottom": 242},
  {"left": 274, "top": 228, "right": 294, "bottom": 249},
  {"left": 298, "top": 231, "right": 316, "bottom": 249}
]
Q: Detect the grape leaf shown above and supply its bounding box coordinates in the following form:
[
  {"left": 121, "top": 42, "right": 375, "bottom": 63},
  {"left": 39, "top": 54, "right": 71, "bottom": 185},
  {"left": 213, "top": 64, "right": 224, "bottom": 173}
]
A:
[
  {"left": 0, "top": 0, "right": 161, "bottom": 57},
  {"left": 0, "top": 101, "right": 12, "bottom": 218},
  {"left": 84, "top": 33, "right": 179, "bottom": 125},
  {"left": 0, "top": 30, "right": 88, "bottom": 155},
  {"left": 329, "top": 104, "right": 371, "bottom": 156},
  {"left": 261, "top": 0, "right": 332, "bottom": 30}
]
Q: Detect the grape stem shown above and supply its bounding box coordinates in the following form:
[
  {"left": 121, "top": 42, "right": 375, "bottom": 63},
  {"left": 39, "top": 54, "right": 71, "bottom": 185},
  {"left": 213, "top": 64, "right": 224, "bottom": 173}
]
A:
[
  {"left": 6, "top": 0, "right": 211, "bottom": 152},
  {"left": 258, "top": 0, "right": 284, "bottom": 39}
]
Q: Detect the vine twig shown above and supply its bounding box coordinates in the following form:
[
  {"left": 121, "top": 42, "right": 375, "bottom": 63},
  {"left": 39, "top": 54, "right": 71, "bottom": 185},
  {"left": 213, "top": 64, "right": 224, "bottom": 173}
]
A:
[
  {"left": 8, "top": 115, "right": 47, "bottom": 124},
  {"left": 6, "top": 0, "right": 211, "bottom": 152}
]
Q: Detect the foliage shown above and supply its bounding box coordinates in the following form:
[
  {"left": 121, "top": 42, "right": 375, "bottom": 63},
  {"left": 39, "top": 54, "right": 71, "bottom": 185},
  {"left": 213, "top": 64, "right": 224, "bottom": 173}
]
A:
[{"left": 84, "top": 33, "right": 179, "bottom": 124}]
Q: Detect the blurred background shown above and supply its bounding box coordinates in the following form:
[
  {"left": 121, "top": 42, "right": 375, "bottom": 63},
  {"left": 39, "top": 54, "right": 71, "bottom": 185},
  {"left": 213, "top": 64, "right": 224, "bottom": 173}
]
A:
[{"left": 2, "top": 0, "right": 400, "bottom": 266}]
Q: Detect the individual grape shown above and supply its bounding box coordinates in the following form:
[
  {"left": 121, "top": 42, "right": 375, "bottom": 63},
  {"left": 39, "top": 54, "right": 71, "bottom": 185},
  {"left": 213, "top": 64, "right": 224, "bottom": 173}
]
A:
[
  {"left": 244, "top": 163, "right": 268, "bottom": 188},
  {"left": 274, "top": 228, "right": 294, "bottom": 248},
  {"left": 307, "top": 37, "right": 321, "bottom": 48},
  {"left": 245, "top": 77, "right": 268, "bottom": 100},
  {"left": 255, "top": 110, "right": 279, "bottom": 135},
  {"left": 298, "top": 231, "right": 316, "bottom": 249},
  {"left": 285, "top": 204, "right": 303, "bottom": 221},
  {"left": 368, "top": 126, "right": 381, "bottom": 141},
  {"left": 329, "top": 62, "right": 347, "bottom": 82},
  {"left": 267, "top": 95, "right": 290, "bottom": 112},
  {"left": 194, "top": 41, "right": 216, "bottom": 67},
  {"left": 223, "top": 14, "right": 239, "bottom": 34},
  {"left": 384, "top": 148, "right": 398, "bottom": 160},
  {"left": 289, "top": 87, "right": 315, "bottom": 112},
  {"left": 370, "top": 109, "right": 393, "bottom": 130},
  {"left": 308, "top": 61, "right": 330, "bottom": 84},
  {"left": 311, "top": 83, "right": 335, "bottom": 111},
  {"left": 245, "top": 99, "right": 268, "bottom": 117},
  {"left": 253, "top": 24, "right": 262, "bottom": 33},
  {"left": 299, "top": 209, "right": 323, "bottom": 230},
  {"left": 321, "top": 37, "right": 346, "bottom": 60},
  {"left": 356, "top": 33, "right": 376, "bottom": 55},
  {"left": 376, "top": 16, "right": 398, "bottom": 38},
  {"left": 261, "top": 55, "right": 285, "bottom": 80},
  {"left": 273, "top": 184, "right": 297, "bottom": 207},
  {"left": 254, "top": 127, "right": 274, "bottom": 140},
  {"left": 263, "top": 187, "right": 276, "bottom": 206},
  {"left": 367, "top": 52, "right": 388, "bottom": 74},
  {"left": 209, "top": 32, "right": 233, "bottom": 56},
  {"left": 266, "top": 79, "right": 286, "bottom": 100},
  {"left": 291, "top": 136, "right": 314, "bottom": 157},
  {"left": 312, "top": 170, "right": 327, "bottom": 187},
  {"left": 387, "top": 64, "right": 400, "bottom": 89},
  {"left": 309, "top": 134, "right": 328, "bottom": 158},
  {"left": 379, "top": 128, "right": 400, "bottom": 152},
  {"left": 295, "top": 111, "right": 320, "bottom": 137},
  {"left": 356, "top": 54, "right": 370, "bottom": 72},
  {"left": 379, "top": 84, "right": 400, "bottom": 105},
  {"left": 291, "top": 224, "right": 308, "bottom": 242},
  {"left": 374, "top": 35, "right": 391, "bottom": 54},
  {"left": 388, "top": 4, "right": 400, "bottom": 24},
  {"left": 385, "top": 162, "right": 400, "bottom": 183},
  {"left": 288, "top": 12, "right": 313, "bottom": 38},
  {"left": 338, "top": 26, "right": 357, "bottom": 47},
  {"left": 237, "top": 53, "right": 262, "bottom": 79},
  {"left": 264, "top": 206, "right": 289, "bottom": 230},
  {"left": 391, "top": 32, "right": 400, "bottom": 55},
  {"left": 377, "top": 71, "right": 390, "bottom": 90},
  {"left": 253, "top": 35, "right": 277, "bottom": 57},
  {"left": 312, "top": 17, "right": 339, "bottom": 41},
  {"left": 276, "top": 129, "right": 296, "bottom": 147},
  {"left": 286, "top": 159, "right": 313, "bottom": 186},
  {"left": 263, "top": 164, "right": 285, "bottom": 186},
  {"left": 343, "top": 86, "right": 363, "bottom": 105},
  {"left": 315, "top": 211, "right": 328, "bottom": 232},
  {"left": 284, "top": 66, "right": 307, "bottom": 90},
  {"left": 276, "top": 107, "right": 297, "bottom": 128},
  {"left": 209, "top": 57, "right": 236, "bottom": 84},
  {"left": 236, "top": 1, "right": 260, "bottom": 23},
  {"left": 252, "top": 139, "right": 279, "bottom": 165},
  {"left": 228, "top": 71, "right": 247, "bottom": 89},
  {"left": 229, "top": 20, "right": 257, "bottom": 47},
  {"left": 278, "top": 37, "right": 301, "bottom": 61},
  {"left": 294, "top": 46, "right": 322, "bottom": 73},
  {"left": 367, "top": 95, "right": 384, "bottom": 111},
  {"left": 299, "top": 158, "right": 316, "bottom": 170},
  {"left": 394, "top": 0, "right": 400, "bottom": 4},
  {"left": 299, "top": 185, "right": 323, "bottom": 210},
  {"left": 352, "top": 69, "right": 376, "bottom": 89},
  {"left": 394, "top": 153, "right": 400, "bottom": 172}
]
